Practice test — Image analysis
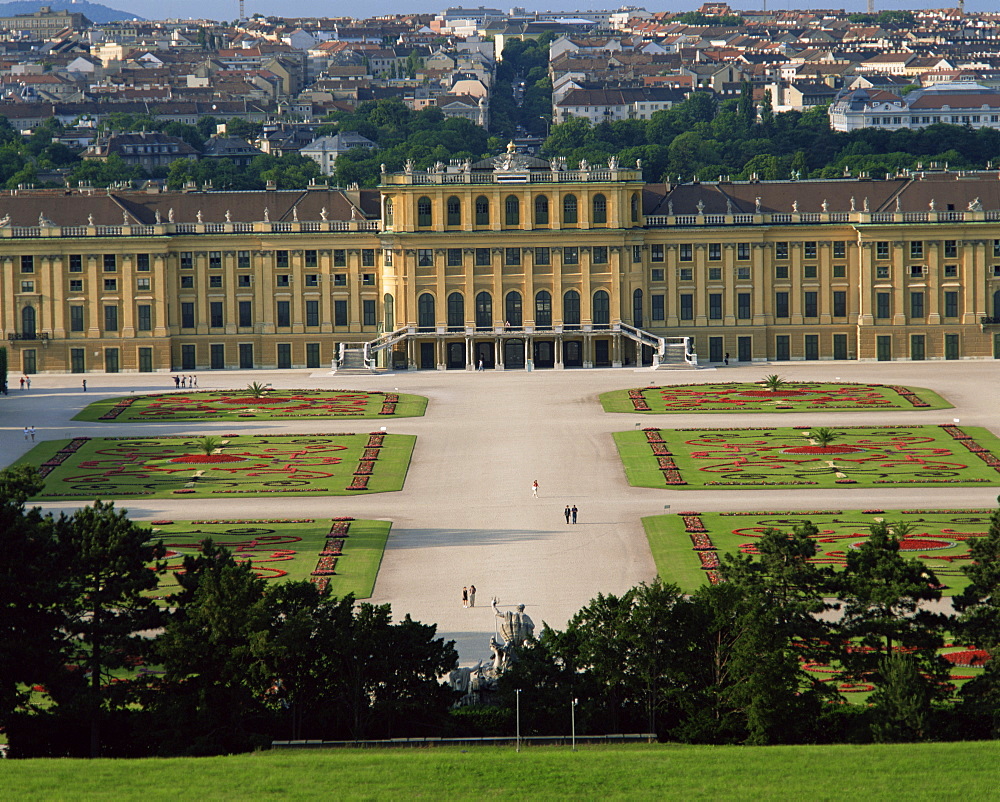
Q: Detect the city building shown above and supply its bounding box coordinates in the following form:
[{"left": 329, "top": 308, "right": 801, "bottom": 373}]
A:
[
  {"left": 830, "top": 82, "right": 1000, "bottom": 132},
  {"left": 4, "top": 151, "right": 1000, "bottom": 374}
]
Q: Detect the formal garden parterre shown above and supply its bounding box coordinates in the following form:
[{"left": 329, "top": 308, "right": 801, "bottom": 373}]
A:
[
  {"left": 19, "top": 432, "right": 415, "bottom": 499},
  {"left": 601, "top": 382, "right": 950, "bottom": 414},
  {"left": 613, "top": 424, "right": 1000, "bottom": 489},
  {"left": 74, "top": 388, "right": 428, "bottom": 422},
  {"left": 148, "top": 517, "right": 390, "bottom": 600}
]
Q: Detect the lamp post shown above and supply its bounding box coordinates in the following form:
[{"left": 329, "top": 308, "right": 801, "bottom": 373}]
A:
[
  {"left": 516, "top": 688, "right": 522, "bottom": 753},
  {"left": 571, "top": 698, "right": 578, "bottom": 751},
  {"left": 539, "top": 115, "right": 550, "bottom": 137}
]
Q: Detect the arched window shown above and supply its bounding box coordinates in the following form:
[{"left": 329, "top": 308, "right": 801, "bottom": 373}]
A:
[
  {"left": 21, "top": 305, "right": 36, "bottom": 337},
  {"left": 594, "top": 290, "right": 610, "bottom": 326},
  {"left": 534, "top": 195, "right": 549, "bottom": 225},
  {"left": 505, "top": 195, "right": 520, "bottom": 226},
  {"left": 384, "top": 293, "right": 395, "bottom": 331},
  {"left": 593, "top": 193, "right": 607, "bottom": 225},
  {"left": 384, "top": 197, "right": 393, "bottom": 227},
  {"left": 475, "top": 196, "right": 490, "bottom": 226},
  {"left": 475, "top": 291, "right": 493, "bottom": 328},
  {"left": 446, "top": 196, "right": 461, "bottom": 227},
  {"left": 633, "top": 288, "right": 643, "bottom": 328},
  {"left": 447, "top": 292, "right": 465, "bottom": 329},
  {"left": 563, "top": 194, "right": 578, "bottom": 224},
  {"left": 418, "top": 293, "right": 435, "bottom": 329},
  {"left": 505, "top": 291, "right": 522, "bottom": 327},
  {"left": 563, "top": 290, "right": 580, "bottom": 327},
  {"left": 535, "top": 290, "right": 552, "bottom": 328},
  {"left": 417, "top": 196, "right": 432, "bottom": 227},
  {"left": 630, "top": 193, "right": 640, "bottom": 223}
]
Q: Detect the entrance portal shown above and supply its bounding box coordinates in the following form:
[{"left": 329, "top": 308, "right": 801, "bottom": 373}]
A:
[
  {"left": 504, "top": 339, "right": 525, "bottom": 369},
  {"left": 563, "top": 340, "right": 582, "bottom": 367},
  {"left": 447, "top": 342, "right": 465, "bottom": 369},
  {"left": 419, "top": 342, "right": 435, "bottom": 369},
  {"left": 533, "top": 340, "right": 554, "bottom": 368},
  {"left": 475, "top": 341, "right": 495, "bottom": 369}
]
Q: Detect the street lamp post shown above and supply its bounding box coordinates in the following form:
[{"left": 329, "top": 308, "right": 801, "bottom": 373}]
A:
[
  {"left": 516, "top": 688, "right": 522, "bottom": 753},
  {"left": 571, "top": 698, "right": 578, "bottom": 751},
  {"left": 539, "top": 115, "right": 550, "bottom": 138}
]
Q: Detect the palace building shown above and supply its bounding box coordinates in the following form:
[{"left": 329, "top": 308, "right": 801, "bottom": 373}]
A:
[{"left": 4, "top": 149, "right": 1000, "bottom": 374}]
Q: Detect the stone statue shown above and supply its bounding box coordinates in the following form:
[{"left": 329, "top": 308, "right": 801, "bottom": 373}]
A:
[
  {"left": 725, "top": 198, "right": 733, "bottom": 215},
  {"left": 929, "top": 198, "right": 936, "bottom": 211},
  {"left": 38, "top": 213, "right": 47, "bottom": 226},
  {"left": 696, "top": 199, "right": 705, "bottom": 215},
  {"left": 667, "top": 200, "right": 673, "bottom": 215},
  {"left": 579, "top": 158, "right": 589, "bottom": 171},
  {"left": 225, "top": 209, "right": 231, "bottom": 223},
  {"left": 196, "top": 209, "right": 203, "bottom": 224},
  {"left": 896, "top": 196, "right": 901, "bottom": 213},
  {"left": 850, "top": 196, "right": 856, "bottom": 212},
  {"left": 433, "top": 160, "right": 444, "bottom": 173},
  {"left": 0, "top": 214, "right": 10, "bottom": 227},
  {"left": 320, "top": 207, "right": 328, "bottom": 221},
  {"left": 463, "top": 158, "right": 472, "bottom": 173},
  {"left": 88, "top": 213, "right": 94, "bottom": 226},
  {"left": 168, "top": 208, "right": 174, "bottom": 223},
  {"left": 863, "top": 197, "right": 869, "bottom": 212},
  {"left": 969, "top": 197, "right": 982, "bottom": 212},
  {"left": 351, "top": 206, "right": 358, "bottom": 220},
  {"left": 264, "top": 207, "right": 270, "bottom": 222},
  {"left": 636, "top": 158, "right": 642, "bottom": 170},
  {"left": 123, "top": 211, "right": 129, "bottom": 225},
  {"left": 792, "top": 199, "right": 798, "bottom": 213},
  {"left": 292, "top": 207, "right": 298, "bottom": 222},
  {"left": 154, "top": 209, "right": 161, "bottom": 224},
  {"left": 493, "top": 599, "right": 534, "bottom": 648},
  {"left": 380, "top": 163, "right": 386, "bottom": 174},
  {"left": 608, "top": 155, "right": 619, "bottom": 170},
  {"left": 755, "top": 196, "right": 761, "bottom": 213},
  {"left": 404, "top": 159, "right": 414, "bottom": 174},
  {"left": 821, "top": 199, "right": 828, "bottom": 213}
]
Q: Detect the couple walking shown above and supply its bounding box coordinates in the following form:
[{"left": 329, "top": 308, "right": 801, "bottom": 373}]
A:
[
  {"left": 564, "top": 505, "right": 578, "bottom": 524},
  {"left": 462, "top": 585, "right": 477, "bottom": 608}
]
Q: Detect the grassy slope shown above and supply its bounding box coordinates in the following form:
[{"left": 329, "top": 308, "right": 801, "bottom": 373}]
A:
[
  {"left": 600, "top": 383, "right": 952, "bottom": 414},
  {"left": 73, "top": 391, "right": 428, "bottom": 422},
  {"left": 4, "top": 742, "right": 999, "bottom": 799}
]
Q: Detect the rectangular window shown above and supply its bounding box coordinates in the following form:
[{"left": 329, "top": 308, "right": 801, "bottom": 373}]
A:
[
  {"left": 679, "top": 294, "right": 693, "bottom": 320},
  {"left": 995, "top": 239, "right": 1000, "bottom": 258},
  {"left": 804, "top": 241, "right": 817, "bottom": 259},
  {"left": 737, "top": 243, "right": 750, "bottom": 260},
  {"left": 652, "top": 294, "right": 664, "bottom": 321},
  {"left": 709, "top": 293, "right": 722, "bottom": 320},
  {"left": 563, "top": 247, "right": 578, "bottom": 265},
  {"left": 833, "top": 241, "right": 846, "bottom": 259},
  {"left": 181, "top": 302, "right": 195, "bottom": 328},
  {"left": 137, "top": 304, "right": 151, "bottom": 331},
  {"left": 708, "top": 243, "right": 721, "bottom": 261},
  {"left": 505, "top": 248, "right": 521, "bottom": 266},
  {"left": 104, "top": 278, "right": 117, "bottom": 291},
  {"left": 876, "top": 241, "right": 890, "bottom": 260},
  {"left": 181, "top": 252, "right": 193, "bottom": 269},
  {"left": 804, "top": 265, "right": 817, "bottom": 279},
  {"left": 361, "top": 273, "right": 375, "bottom": 286},
  {"left": 804, "top": 291, "right": 817, "bottom": 318},
  {"left": 70, "top": 305, "right": 84, "bottom": 331},
  {"left": 805, "top": 334, "right": 819, "bottom": 361},
  {"left": 876, "top": 292, "right": 891, "bottom": 319},
  {"left": 833, "top": 264, "right": 846, "bottom": 278},
  {"left": 363, "top": 299, "right": 376, "bottom": 326},
  {"left": 209, "top": 251, "right": 222, "bottom": 269},
  {"left": 651, "top": 244, "right": 664, "bottom": 262},
  {"left": 632, "top": 245, "right": 642, "bottom": 263},
  {"left": 944, "top": 264, "right": 958, "bottom": 278},
  {"left": 833, "top": 333, "right": 848, "bottom": 360},
  {"left": 206, "top": 301, "right": 223, "bottom": 328},
  {"left": 651, "top": 268, "right": 664, "bottom": 282},
  {"left": 305, "top": 274, "right": 319, "bottom": 287},
  {"left": 679, "top": 267, "right": 693, "bottom": 281},
  {"left": 138, "top": 347, "right": 152, "bottom": 372},
  {"left": 276, "top": 301, "right": 291, "bottom": 327},
  {"left": 737, "top": 266, "right": 750, "bottom": 280},
  {"left": 210, "top": 343, "right": 225, "bottom": 369},
  {"left": 876, "top": 264, "right": 890, "bottom": 279},
  {"left": 69, "top": 254, "right": 82, "bottom": 272},
  {"left": 910, "top": 291, "right": 924, "bottom": 318},
  {"left": 306, "top": 342, "right": 320, "bottom": 369},
  {"left": 775, "top": 292, "right": 789, "bottom": 318},
  {"left": 276, "top": 274, "right": 290, "bottom": 287},
  {"left": 20, "top": 280, "right": 33, "bottom": 292},
  {"left": 209, "top": 275, "right": 222, "bottom": 288},
  {"left": 136, "top": 253, "right": 150, "bottom": 272},
  {"left": 277, "top": 343, "right": 292, "bottom": 369},
  {"left": 448, "top": 248, "right": 464, "bottom": 266},
  {"left": 334, "top": 299, "right": 348, "bottom": 326},
  {"left": 910, "top": 241, "right": 923, "bottom": 259},
  {"left": 333, "top": 274, "right": 347, "bottom": 286},
  {"left": 333, "top": 250, "right": 346, "bottom": 267},
  {"left": 104, "top": 304, "right": 119, "bottom": 331},
  {"left": 775, "top": 265, "right": 788, "bottom": 280},
  {"left": 20, "top": 254, "right": 34, "bottom": 273},
  {"left": 69, "top": 279, "right": 83, "bottom": 292},
  {"left": 775, "top": 242, "right": 789, "bottom": 260},
  {"left": 475, "top": 248, "right": 491, "bottom": 266},
  {"left": 833, "top": 291, "right": 846, "bottom": 317},
  {"left": 238, "top": 300, "right": 252, "bottom": 327},
  {"left": 708, "top": 267, "right": 722, "bottom": 281},
  {"left": 418, "top": 249, "right": 433, "bottom": 267},
  {"left": 592, "top": 246, "right": 608, "bottom": 264},
  {"left": 534, "top": 247, "right": 550, "bottom": 266},
  {"left": 306, "top": 300, "right": 319, "bottom": 326},
  {"left": 238, "top": 250, "right": 250, "bottom": 269},
  {"left": 103, "top": 254, "right": 116, "bottom": 272},
  {"left": 363, "top": 249, "right": 376, "bottom": 267},
  {"left": 737, "top": 292, "right": 751, "bottom": 320},
  {"left": 944, "top": 240, "right": 958, "bottom": 258},
  {"left": 945, "top": 291, "right": 959, "bottom": 318},
  {"left": 238, "top": 275, "right": 251, "bottom": 288},
  {"left": 679, "top": 243, "right": 692, "bottom": 261},
  {"left": 305, "top": 249, "right": 318, "bottom": 268},
  {"left": 910, "top": 265, "right": 924, "bottom": 278},
  {"left": 276, "top": 250, "right": 289, "bottom": 268}
]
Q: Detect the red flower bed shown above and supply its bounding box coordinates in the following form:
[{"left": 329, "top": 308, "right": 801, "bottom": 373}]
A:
[
  {"left": 738, "top": 389, "right": 810, "bottom": 397},
  {"left": 169, "top": 454, "right": 246, "bottom": 463},
  {"left": 944, "top": 650, "right": 990, "bottom": 667},
  {"left": 783, "top": 445, "right": 866, "bottom": 454}
]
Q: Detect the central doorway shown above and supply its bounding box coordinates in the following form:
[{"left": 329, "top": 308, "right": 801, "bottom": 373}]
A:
[
  {"left": 504, "top": 339, "right": 525, "bottom": 369},
  {"left": 475, "top": 341, "right": 495, "bottom": 369},
  {"left": 533, "top": 340, "right": 554, "bottom": 368},
  {"left": 447, "top": 342, "right": 466, "bottom": 369}
]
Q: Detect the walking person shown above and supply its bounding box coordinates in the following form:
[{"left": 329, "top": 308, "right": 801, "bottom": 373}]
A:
[
  {"left": 532, "top": 479, "right": 539, "bottom": 498},
  {"left": 477, "top": 358, "right": 484, "bottom": 371},
  {"left": 564, "top": 505, "right": 571, "bottom": 524},
  {"left": 192, "top": 375, "right": 198, "bottom": 388},
  {"left": 81, "top": 379, "right": 87, "bottom": 392},
  {"left": 173, "top": 375, "right": 180, "bottom": 388},
  {"left": 724, "top": 351, "right": 730, "bottom": 365},
  {"left": 571, "top": 505, "right": 578, "bottom": 524},
  {"left": 23, "top": 426, "right": 29, "bottom": 440},
  {"left": 24, "top": 376, "right": 30, "bottom": 389},
  {"left": 469, "top": 585, "right": 476, "bottom": 607},
  {"left": 19, "top": 376, "right": 24, "bottom": 390},
  {"left": 462, "top": 586, "right": 469, "bottom": 608},
  {"left": 28, "top": 426, "right": 35, "bottom": 442}
]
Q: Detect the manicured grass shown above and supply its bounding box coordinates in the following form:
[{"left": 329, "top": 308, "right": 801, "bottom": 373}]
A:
[
  {"left": 601, "top": 382, "right": 951, "bottom": 414},
  {"left": 20, "top": 432, "right": 414, "bottom": 500},
  {"left": 74, "top": 389, "right": 427, "bottom": 422},
  {"left": 644, "top": 508, "right": 992, "bottom": 597},
  {"left": 150, "top": 517, "right": 390, "bottom": 600},
  {"left": 3, "top": 742, "right": 1000, "bottom": 799},
  {"left": 614, "top": 424, "right": 1000, "bottom": 490}
]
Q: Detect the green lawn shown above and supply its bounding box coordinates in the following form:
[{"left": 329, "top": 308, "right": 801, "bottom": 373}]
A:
[
  {"left": 74, "top": 389, "right": 427, "bottom": 422},
  {"left": 614, "top": 424, "right": 1000, "bottom": 490},
  {"left": 601, "top": 382, "right": 950, "bottom": 414},
  {"left": 20, "top": 432, "right": 414, "bottom": 500},
  {"left": 644, "top": 508, "right": 992, "bottom": 597},
  {"left": 4, "top": 742, "right": 1000, "bottom": 799},
  {"left": 150, "top": 517, "right": 390, "bottom": 600}
]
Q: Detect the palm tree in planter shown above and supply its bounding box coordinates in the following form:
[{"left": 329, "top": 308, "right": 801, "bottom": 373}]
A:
[
  {"left": 762, "top": 374, "right": 788, "bottom": 392},
  {"left": 196, "top": 435, "right": 222, "bottom": 456},
  {"left": 808, "top": 427, "right": 840, "bottom": 448},
  {"left": 246, "top": 381, "right": 269, "bottom": 398}
]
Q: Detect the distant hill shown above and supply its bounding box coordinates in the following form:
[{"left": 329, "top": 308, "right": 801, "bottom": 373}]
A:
[{"left": 0, "top": 2, "right": 144, "bottom": 23}]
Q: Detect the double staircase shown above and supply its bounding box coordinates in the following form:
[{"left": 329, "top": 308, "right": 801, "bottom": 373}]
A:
[{"left": 616, "top": 324, "right": 697, "bottom": 370}]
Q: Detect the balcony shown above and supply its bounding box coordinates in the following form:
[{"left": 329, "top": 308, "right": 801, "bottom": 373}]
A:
[{"left": 8, "top": 332, "right": 49, "bottom": 342}]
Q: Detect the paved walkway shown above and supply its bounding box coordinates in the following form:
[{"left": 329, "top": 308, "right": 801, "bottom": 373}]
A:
[{"left": 3, "top": 360, "right": 1000, "bottom": 664}]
